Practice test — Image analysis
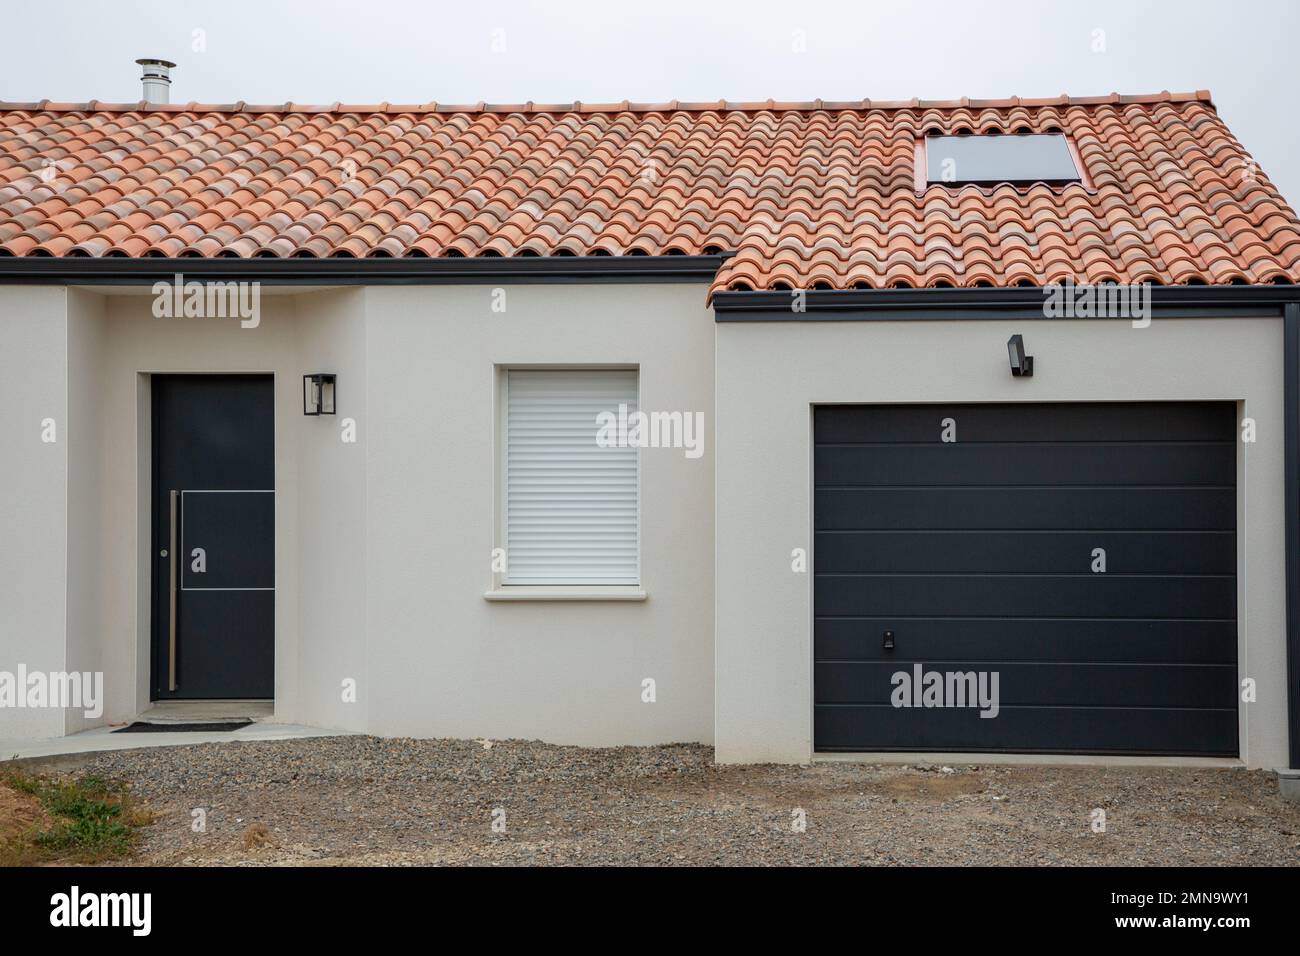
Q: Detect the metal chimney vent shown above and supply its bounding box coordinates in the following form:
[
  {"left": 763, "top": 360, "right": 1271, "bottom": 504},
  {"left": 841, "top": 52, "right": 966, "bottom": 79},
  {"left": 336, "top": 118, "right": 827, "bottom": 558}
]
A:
[{"left": 135, "top": 58, "right": 176, "bottom": 105}]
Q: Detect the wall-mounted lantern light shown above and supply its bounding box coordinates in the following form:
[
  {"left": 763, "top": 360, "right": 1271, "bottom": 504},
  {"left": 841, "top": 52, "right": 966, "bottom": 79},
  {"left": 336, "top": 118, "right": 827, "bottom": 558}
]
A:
[
  {"left": 303, "top": 373, "right": 337, "bottom": 415},
  {"left": 1007, "top": 334, "right": 1034, "bottom": 377}
]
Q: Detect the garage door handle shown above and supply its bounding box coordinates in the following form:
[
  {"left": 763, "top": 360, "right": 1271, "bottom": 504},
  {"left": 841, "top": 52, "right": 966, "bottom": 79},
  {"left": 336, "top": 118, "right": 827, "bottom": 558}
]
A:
[{"left": 882, "top": 629, "right": 895, "bottom": 652}]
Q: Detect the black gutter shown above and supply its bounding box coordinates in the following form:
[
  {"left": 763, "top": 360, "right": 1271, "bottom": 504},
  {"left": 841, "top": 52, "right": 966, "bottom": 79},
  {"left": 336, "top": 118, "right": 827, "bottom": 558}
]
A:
[
  {"left": 1288, "top": 302, "right": 1300, "bottom": 770},
  {"left": 0, "top": 254, "right": 730, "bottom": 285},
  {"left": 713, "top": 285, "right": 1300, "bottom": 319}
]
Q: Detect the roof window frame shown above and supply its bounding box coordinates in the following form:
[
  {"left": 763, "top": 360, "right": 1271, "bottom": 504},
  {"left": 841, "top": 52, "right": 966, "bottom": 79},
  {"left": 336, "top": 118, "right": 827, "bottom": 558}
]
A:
[{"left": 914, "top": 131, "right": 1094, "bottom": 194}]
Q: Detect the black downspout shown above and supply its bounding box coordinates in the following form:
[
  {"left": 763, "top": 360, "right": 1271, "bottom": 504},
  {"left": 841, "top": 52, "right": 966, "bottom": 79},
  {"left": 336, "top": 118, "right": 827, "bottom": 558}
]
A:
[{"left": 1286, "top": 302, "right": 1300, "bottom": 769}]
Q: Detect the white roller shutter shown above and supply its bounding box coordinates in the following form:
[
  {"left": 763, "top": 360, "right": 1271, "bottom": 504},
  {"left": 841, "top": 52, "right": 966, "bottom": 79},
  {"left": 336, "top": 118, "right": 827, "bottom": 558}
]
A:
[{"left": 505, "top": 369, "right": 639, "bottom": 585}]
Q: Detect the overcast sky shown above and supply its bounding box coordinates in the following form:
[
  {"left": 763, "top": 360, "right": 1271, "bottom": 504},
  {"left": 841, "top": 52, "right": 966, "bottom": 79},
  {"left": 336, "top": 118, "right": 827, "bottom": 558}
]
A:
[{"left": 3, "top": 0, "right": 1298, "bottom": 206}]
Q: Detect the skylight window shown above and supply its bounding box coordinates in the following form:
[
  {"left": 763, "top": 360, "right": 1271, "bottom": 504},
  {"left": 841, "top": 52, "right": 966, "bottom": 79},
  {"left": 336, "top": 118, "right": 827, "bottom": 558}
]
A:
[{"left": 924, "top": 133, "right": 1082, "bottom": 186}]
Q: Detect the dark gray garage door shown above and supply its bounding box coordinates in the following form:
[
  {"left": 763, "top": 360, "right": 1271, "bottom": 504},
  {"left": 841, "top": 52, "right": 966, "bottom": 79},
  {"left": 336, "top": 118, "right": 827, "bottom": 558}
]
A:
[{"left": 813, "top": 402, "right": 1238, "bottom": 756}]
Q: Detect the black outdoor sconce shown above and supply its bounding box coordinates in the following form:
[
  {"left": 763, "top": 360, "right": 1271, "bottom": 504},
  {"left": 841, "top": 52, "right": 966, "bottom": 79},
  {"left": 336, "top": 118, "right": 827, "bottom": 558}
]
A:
[
  {"left": 1007, "top": 334, "right": 1034, "bottom": 377},
  {"left": 303, "top": 373, "right": 337, "bottom": 415}
]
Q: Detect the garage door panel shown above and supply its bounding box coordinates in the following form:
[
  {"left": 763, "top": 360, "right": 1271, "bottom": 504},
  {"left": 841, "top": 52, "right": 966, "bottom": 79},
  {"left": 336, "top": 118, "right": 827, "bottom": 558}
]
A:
[
  {"left": 814, "top": 618, "right": 1237, "bottom": 663},
  {"left": 812, "top": 401, "right": 1238, "bottom": 756},
  {"left": 815, "top": 531, "right": 1233, "bottom": 574},
  {"left": 816, "top": 574, "right": 1235, "bottom": 619},
  {"left": 816, "top": 488, "right": 1234, "bottom": 530},
  {"left": 814, "top": 705, "right": 1239, "bottom": 755},
  {"left": 814, "top": 661, "right": 1236, "bottom": 708},
  {"left": 815, "top": 443, "right": 1232, "bottom": 487},
  {"left": 814, "top": 402, "right": 1236, "bottom": 444}
]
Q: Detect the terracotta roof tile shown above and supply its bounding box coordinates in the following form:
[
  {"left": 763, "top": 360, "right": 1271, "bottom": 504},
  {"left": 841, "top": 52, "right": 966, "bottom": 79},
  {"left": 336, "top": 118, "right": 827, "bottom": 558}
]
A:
[{"left": 1, "top": 93, "right": 1297, "bottom": 292}]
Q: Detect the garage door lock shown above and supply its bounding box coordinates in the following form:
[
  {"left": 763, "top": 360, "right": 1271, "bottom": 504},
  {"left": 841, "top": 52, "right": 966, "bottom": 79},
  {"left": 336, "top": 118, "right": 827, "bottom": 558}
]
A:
[{"left": 882, "top": 629, "right": 895, "bottom": 652}]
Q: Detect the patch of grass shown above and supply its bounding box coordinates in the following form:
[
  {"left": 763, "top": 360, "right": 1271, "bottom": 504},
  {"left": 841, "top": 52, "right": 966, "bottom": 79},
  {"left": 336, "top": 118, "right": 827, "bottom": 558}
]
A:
[{"left": 0, "top": 770, "right": 152, "bottom": 865}]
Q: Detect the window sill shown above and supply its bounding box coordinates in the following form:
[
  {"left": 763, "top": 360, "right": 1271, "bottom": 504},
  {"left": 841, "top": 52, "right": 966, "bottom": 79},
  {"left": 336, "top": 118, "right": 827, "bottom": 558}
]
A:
[{"left": 483, "top": 586, "right": 648, "bottom": 603}]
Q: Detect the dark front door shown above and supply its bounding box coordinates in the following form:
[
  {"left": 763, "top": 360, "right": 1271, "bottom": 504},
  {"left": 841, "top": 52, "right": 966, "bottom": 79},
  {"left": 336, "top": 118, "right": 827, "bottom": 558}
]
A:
[
  {"left": 813, "top": 402, "right": 1238, "bottom": 756},
  {"left": 152, "top": 375, "right": 275, "bottom": 700}
]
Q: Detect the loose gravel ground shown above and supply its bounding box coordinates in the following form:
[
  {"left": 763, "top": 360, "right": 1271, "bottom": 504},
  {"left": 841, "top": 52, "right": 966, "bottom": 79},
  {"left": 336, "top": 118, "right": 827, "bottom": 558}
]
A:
[{"left": 26, "top": 736, "right": 1300, "bottom": 866}]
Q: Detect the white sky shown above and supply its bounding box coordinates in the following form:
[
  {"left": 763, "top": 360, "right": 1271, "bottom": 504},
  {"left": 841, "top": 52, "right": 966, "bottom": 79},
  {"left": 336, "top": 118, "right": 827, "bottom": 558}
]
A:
[{"left": 3, "top": 0, "right": 1298, "bottom": 207}]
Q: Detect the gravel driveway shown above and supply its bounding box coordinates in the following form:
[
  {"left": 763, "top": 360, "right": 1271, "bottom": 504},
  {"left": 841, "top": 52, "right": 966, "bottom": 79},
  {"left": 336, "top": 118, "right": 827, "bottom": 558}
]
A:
[{"left": 44, "top": 736, "right": 1300, "bottom": 866}]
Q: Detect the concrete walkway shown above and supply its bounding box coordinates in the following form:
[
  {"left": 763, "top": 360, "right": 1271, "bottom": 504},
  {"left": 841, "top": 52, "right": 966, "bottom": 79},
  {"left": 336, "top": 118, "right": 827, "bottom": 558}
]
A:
[{"left": 0, "top": 721, "right": 351, "bottom": 763}]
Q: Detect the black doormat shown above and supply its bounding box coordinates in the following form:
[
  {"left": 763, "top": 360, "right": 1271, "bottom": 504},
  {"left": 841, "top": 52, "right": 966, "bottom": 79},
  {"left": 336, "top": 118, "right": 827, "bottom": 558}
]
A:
[{"left": 113, "top": 721, "right": 253, "bottom": 734}]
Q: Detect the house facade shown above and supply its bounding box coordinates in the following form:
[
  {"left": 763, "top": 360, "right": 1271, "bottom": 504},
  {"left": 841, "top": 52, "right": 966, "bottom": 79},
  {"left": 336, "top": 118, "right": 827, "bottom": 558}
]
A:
[{"left": 2, "top": 91, "right": 1300, "bottom": 772}]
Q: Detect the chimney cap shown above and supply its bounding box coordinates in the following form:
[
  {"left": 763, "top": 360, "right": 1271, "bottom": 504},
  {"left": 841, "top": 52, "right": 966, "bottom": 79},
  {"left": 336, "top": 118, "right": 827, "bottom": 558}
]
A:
[{"left": 137, "top": 57, "right": 176, "bottom": 106}]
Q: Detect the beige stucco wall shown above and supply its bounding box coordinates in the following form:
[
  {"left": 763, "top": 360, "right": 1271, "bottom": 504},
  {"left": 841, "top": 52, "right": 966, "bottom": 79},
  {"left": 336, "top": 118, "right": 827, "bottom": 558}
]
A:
[
  {"left": 8, "top": 283, "right": 1282, "bottom": 766},
  {"left": 715, "top": 316, "right": 1289, "bottom": 769},
  {"left": 362, "top": 284, "right": 715, "bottom": 745},
  {"left": 0, "top": 281, "right": 714, "bottom": 747},
  {"left": 292, "top": 289, "right": 369, "bottom": 733},
  {"left": 64, "top": 289, "right": 106, "bottom": 734},
  {"left": 0, "top": 287, "right": 69, "bottom": 739}
]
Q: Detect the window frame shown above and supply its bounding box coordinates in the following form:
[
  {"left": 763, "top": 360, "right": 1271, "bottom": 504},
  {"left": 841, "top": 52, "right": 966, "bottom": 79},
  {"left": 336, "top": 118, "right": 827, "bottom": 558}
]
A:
[
  {"left": 491, "top": 364, "right": 644, "bottom": 597},
  {"left": 915, "top": 131, "right": 1093, "bottom": 193}
]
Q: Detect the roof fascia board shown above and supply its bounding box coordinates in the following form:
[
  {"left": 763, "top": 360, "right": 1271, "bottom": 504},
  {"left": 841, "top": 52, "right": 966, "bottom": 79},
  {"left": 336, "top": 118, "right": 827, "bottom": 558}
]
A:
[
  {"left": 713, "top": 286, "right": 1300, "bottom": 319},
  {"left": 0, "top": 255, "right": 729, "bottom": 286}
]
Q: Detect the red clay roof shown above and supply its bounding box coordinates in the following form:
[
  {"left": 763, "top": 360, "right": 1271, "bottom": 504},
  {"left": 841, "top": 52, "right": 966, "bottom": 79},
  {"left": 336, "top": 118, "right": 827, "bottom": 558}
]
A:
[{"left": 2, "top": 91, "right": 1299, "bottom": 295}]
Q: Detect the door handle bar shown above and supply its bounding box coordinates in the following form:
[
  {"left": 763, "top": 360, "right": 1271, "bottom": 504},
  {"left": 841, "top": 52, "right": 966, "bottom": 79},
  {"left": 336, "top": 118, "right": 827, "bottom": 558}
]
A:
[{"left": 168, "top": 489, "right": 178, "bottom": 691}]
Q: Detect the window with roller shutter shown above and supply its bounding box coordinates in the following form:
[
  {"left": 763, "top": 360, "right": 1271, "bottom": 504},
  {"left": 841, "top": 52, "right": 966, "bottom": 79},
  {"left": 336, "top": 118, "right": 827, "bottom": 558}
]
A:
[{"left": 504, "top": 369, "right": 640, "bottom": 586}]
